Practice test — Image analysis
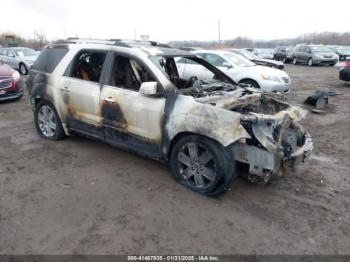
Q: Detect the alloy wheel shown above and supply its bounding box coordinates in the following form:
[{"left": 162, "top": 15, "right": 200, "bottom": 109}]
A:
[
  {"left": 177, "top": 142, "right": 217, "bottom": 189},
  {"left": 19, "top": 64, "right": 27, "bottom": 75},
  {"left": 37, "top": 105, "right": 57, "bottom": 137}
]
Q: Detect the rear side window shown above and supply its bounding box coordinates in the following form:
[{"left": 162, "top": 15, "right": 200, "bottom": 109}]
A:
[
  {"left": 32, "top": 47, "right": 68, "bottom": 73},
  {"left": 69, "top": 51, "right": 107, "bottom": 83}
]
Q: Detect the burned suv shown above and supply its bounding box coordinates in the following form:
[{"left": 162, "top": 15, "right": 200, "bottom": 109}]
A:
[{"left": 27, "top": 39, "right": 313, "bottom": 196}]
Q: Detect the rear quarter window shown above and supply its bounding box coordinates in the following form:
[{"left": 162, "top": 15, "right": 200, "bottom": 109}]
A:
[{"left": 32, "top": 47, "right": 69, "bottom": 73}]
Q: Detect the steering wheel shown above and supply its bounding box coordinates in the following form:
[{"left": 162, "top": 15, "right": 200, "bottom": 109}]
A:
[{"left": 184, "top": 76, "right": 198, "bottom": 89}]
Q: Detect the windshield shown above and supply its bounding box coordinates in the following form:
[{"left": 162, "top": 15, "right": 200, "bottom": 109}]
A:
[
  {"left": 149, "top": 55, "right": 237, "bottom": 96},
  {"left": 311, "top": 46, "right": 332, "bottom": 53},
  {"left": 237, "top": 50, "right": 259, "bottom": 60},
  {"left": 256, "top": 49, "right": 273, "bottom": 54},
  {"left": 224, "top": 53, "right": 255, "bottom": 67},
  {"left": 14, "top": 48, "right": 37, "bottom": 57}
]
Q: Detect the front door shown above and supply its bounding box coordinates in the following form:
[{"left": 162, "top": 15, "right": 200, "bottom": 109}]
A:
[{"left": 100, "top": 53, "right": 166, "bottom": 158}]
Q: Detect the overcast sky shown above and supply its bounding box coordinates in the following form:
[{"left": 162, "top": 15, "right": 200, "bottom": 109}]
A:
[{"left": 1, "top": 0, "right": 349, "bottom": 42}]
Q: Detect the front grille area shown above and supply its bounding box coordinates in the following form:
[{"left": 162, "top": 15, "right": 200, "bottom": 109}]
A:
[
  {"left": 281, "top": 77, "right": 290, "bottom": 83},
  {"left": 0, "top": 76, "right": 12, "bottom": 89}
]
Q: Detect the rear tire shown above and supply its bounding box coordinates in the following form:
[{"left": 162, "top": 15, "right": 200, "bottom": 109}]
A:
[
  {"left": 34, "top": 101, "right": 65, "bottom": 140},
  {"left": 240, "top": 79, "right": 260, "bottom": 89},
  {"left": 170, "top": 135, "right": 236, "bottom": 196}
]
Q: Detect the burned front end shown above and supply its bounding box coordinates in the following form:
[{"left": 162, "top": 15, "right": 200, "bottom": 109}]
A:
[
  {"left": 192, "top": 84, "right": 313, "bottom": 183},
  {"left": 229, "top": 93, "right": 312, "bottom": 183}
]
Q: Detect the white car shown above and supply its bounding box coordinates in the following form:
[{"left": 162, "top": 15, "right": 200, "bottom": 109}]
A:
[
  {"left": 176, "top": 50, "right": 291, "bottom": 93},
  {"left": 26, "top": 39, "right": 312, "bottom": 196}
]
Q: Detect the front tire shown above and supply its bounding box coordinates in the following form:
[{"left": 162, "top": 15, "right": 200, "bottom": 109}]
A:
[
  {"left": 239, "top": 79, "right": 260, "bottom": 89},
  {"left": 308, "top": 58, "right": 313, "bottom": 66},
  {"left": 19, "top": 63, "right": 28, "bottom": 75},
  {"left": 293, "top": 57, "right": 298, "bottom": 65},
  {"left": 170, "top": 135, "right": 236, "bottom": 196},
  {"left": 34, "top": 101, "right": 65, "bottom": 140}
]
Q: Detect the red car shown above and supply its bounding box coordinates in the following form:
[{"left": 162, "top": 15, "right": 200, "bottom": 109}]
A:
[
  {"left": 339, "top": 59, "right": 350, "bottom": 82},
  {"left": 0, "top": 63, "right": 22, "bottom": 102}
]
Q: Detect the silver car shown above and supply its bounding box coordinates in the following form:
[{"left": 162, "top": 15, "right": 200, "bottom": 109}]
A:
[
  {"left": 0, "top": 47, "right": 38, "bottom": 75},
  {"left": 292, "top": 45, "right": 338, "bottom": 66}
]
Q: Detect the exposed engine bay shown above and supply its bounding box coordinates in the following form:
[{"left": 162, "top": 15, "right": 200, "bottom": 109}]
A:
[{"left": 151, "top": 55, "right": 313, "bottom": 183}]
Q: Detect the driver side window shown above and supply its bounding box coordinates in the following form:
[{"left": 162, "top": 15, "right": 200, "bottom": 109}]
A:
[{"left": 111, "top": 55, "right": 155, "bottom": 92}]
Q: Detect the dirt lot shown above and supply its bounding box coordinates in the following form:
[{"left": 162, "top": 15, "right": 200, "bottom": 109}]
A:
[{"left": 0, "top": 65, "right": 350, "bottom": 255}]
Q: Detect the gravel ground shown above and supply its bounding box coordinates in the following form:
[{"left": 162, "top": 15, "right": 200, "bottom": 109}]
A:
[{"left": 0, "top": 64, "right": 349, "bottom": 255}]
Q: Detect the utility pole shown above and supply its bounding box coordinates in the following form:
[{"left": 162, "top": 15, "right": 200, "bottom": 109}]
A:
[{"left": 218, "top": 19, "right": 221, "bottom": 44}]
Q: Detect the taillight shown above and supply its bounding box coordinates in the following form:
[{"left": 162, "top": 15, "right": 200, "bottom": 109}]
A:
[{"left": 345, "top": 61, "right": 350, "bottom": 68}]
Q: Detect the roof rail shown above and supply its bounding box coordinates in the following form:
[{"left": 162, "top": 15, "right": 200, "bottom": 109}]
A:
[{"left": 53, "top": 38, "right": 171, "bottom": 48}]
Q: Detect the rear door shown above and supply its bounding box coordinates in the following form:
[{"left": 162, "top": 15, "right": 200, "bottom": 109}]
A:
[
  {"left": 60, "top": 50, "right": 107, "bottom": 139},
  {"left": 100, "top": 52, "right": 166, "bottom": 158}
]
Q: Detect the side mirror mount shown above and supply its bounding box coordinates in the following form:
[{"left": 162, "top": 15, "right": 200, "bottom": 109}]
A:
[
  {"left": 222, "top": 62, "right": 232, "bottom": 69},
  {"left": 140, "top": 81, "right": 158, "bottom": 96}
]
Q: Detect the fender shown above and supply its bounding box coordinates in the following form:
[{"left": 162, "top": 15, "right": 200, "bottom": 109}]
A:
[{"left": 165, "top": 95, "right": 250, "bottom": 147}]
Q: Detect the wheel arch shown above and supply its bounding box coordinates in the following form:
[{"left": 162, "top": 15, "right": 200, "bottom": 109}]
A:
[
  {"left": 168, "top": 132, "right": 220, "bottom": 159},
  {"left": 239, "top": 78, "right": 260, "bottom": 88},
  {"left": 34, "top": 98, "right": 69, "bottom": 136}
]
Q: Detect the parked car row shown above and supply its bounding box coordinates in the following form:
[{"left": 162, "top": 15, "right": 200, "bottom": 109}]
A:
[{"left": 247, "top": 45, "right": 348, "bottom": 67}]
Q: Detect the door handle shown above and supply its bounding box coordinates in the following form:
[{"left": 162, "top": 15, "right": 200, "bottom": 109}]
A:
[
  {"left": 102, "top": 97, "right": 115, "bottom": 103},
  {"left": 60, "top": 87, "right": 70, "bottom": 93}
]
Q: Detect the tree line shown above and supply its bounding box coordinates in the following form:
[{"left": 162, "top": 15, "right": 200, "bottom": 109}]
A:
[{"left": 168, "top": 32, "right": 350, "bottom": 49}]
